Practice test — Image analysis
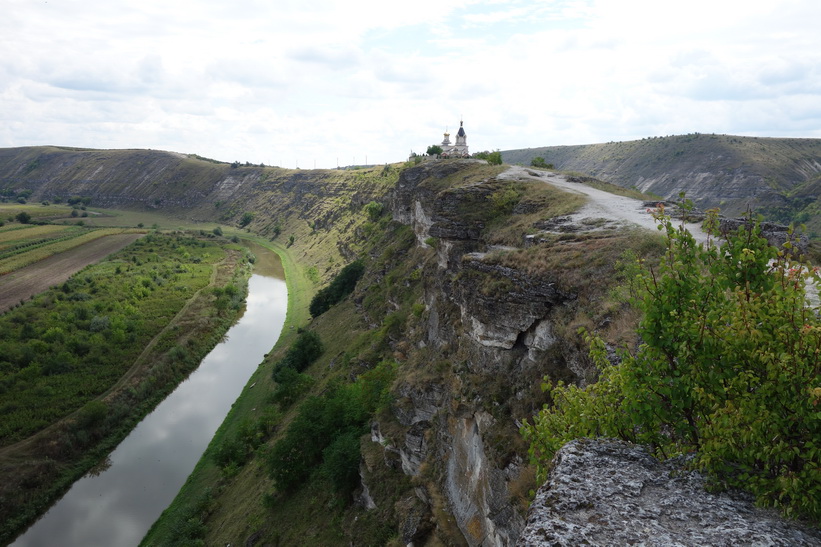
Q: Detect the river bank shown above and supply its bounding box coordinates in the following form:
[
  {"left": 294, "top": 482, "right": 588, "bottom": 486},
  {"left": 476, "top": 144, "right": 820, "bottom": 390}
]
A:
[{"left": 11, "top": 240, "right": 287, "bottom": 546}]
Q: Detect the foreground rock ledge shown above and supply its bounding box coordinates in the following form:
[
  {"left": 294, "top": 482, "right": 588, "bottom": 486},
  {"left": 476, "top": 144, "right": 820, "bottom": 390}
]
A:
[{"left": 518, "top": 438, "right": 821, "bottom": 547}]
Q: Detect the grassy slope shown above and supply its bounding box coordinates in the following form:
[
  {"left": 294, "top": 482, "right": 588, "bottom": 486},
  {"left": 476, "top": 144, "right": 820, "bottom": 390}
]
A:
[
  {"left": 141, "top": 167, "right": 399, "bottom": 544},
  {"left": 143, "top": 160, "right": 667, "bottom": 546}
]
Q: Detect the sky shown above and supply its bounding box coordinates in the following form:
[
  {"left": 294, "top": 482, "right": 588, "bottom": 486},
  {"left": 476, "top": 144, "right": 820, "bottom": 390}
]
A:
[{"left": 2, "top": 0, "right": 820, "bottom": 169}]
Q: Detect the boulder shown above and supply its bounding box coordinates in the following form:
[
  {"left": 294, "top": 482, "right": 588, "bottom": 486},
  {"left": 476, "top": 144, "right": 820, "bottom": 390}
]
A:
[{"left": 518, "top": 438, "right": 821, "bottom": 546}]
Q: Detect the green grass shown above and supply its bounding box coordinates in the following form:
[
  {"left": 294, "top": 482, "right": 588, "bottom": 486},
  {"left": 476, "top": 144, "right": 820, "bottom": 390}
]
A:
[
  {"left": 0, "top": 231, "right": 255, "bottom": 545},
  {"left": 0, "top": 203, "right": 76, "bottom": 221}
]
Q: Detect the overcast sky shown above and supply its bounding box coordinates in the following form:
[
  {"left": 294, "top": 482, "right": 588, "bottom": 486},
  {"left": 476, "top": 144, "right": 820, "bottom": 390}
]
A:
[{"left": 2, "top": 0, "right": 820, "bottom": 168}]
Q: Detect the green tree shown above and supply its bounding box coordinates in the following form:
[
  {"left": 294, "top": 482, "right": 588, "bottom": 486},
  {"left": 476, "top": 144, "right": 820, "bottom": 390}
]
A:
[
  {"left": 522, "top": 207, "right": 821, "bottom": 522},
  {"left": 239, "top": 212, "right": 254, "bottom": 227},
  {"left": 531, "top": 156, "right": 553, "bottom": 168},
  {"left": 426, "top": 145, "right": 443, "bottom": 156},
  {"left": 473, "top": 150, "right": 503, "bottom": 165},
  {"left": 309, "top": 260, "right": 365, "bottom": 317},
  {"left": 15, "top": 211, "right": 31, "bottom": 224},
  {"left": 363, "top": 201, "right": 384, "bottom": 222}
]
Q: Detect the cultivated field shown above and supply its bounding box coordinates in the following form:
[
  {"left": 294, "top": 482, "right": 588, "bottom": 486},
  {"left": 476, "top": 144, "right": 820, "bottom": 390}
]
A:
[{"left": 0, "top": 232, "right": 144, "bottom": 313}]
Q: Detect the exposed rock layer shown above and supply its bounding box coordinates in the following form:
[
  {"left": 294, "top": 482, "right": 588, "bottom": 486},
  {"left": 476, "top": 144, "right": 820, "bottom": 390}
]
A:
[{"left": 519, "top": 438, "right": 821, "bottom": 547}]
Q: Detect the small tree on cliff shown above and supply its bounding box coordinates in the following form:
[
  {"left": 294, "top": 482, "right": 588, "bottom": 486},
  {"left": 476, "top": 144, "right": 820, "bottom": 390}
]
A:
[{"left": 522, "top": 206, "right": 821, "bottom": 522}]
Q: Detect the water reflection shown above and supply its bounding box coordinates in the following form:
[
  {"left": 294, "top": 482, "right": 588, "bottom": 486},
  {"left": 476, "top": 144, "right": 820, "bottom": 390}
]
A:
[{"left": 13, "top": 264, "right": 287, "bottom": 547}]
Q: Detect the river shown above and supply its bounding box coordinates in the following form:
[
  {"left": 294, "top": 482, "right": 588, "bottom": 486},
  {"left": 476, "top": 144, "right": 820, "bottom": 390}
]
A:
[{"left": 12, "top": 243, "right": 287, "bottom": 547}]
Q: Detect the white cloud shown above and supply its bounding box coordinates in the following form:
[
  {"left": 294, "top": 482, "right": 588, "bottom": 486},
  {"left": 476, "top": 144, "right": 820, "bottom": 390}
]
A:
[{"left": 1, "top": 0, "right": 821, "bottom": 167}]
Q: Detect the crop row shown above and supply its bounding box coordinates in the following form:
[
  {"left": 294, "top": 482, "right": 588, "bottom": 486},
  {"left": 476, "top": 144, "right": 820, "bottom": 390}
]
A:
[{"left": 0, "top": 228, "right": 132, "bottom": 274}]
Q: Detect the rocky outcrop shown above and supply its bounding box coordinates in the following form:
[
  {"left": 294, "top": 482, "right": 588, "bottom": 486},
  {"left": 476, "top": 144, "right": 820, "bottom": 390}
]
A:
[
  {"left": 445, "top": 412, "right": 525, "bottom": 546},
  {"left": 452, "top": 259, "right": 569, "bottom": 351},
  {"left": 518, "top": 438, "right": 821, "bottom": 546}
]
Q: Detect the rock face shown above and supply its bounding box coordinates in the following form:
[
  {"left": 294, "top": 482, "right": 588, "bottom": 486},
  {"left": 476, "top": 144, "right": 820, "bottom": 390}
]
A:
[{"left": 518, "top": 439, "right": 821, "bottom": 547}]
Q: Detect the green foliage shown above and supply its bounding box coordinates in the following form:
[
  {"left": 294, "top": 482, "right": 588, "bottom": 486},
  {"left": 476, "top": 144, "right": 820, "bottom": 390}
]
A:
[
  {"left": 272, "top": 330, "right": 324, "bottom": 380},
  {"left": 309, "top": 260, "right": 365, "bottom": 317},
  {"left": 363, "top": 201, "right": 384, "bottom": 222},
  {"left": 15, "top": 211, "right": 31, "bottom": 224},
  {"left": 212, "top": 226, "right": 223, "bottom": 236},
  {"left": 0, "top": 233, "right": 227, "bottom": 446},
  {"left": 239, "top": 212, "right": 254, "bottom": 227},
  {"left": 473, "top": 150, "right": 503, "bottom": 165},
  {"left": 270, "top": 366, "right": 315, "bottom": 408},
  {"left": 426, "top": 145, "right": 443, "bottom": 156},
  {"left": 530, "top": 156, "right": 553, "bottom": 169},
  {"left": 522, "top": 207, "right": 821, "bottom": 522},
  {"left": 267, "top": 360, "right": 396, "bottom": 494}
]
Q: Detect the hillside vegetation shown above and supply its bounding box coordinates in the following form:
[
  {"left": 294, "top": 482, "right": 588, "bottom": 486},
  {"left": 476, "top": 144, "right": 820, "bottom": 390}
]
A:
[
  {"left": 1, "top": 145, "right": 818, "bottom": 544},
  {"left": 503, "top": 134, "right": 821, "bottom": 237}
]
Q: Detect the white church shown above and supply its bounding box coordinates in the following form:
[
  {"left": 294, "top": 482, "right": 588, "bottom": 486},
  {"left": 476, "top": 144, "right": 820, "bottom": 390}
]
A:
[{"left": 439, "top": 120, "right": 469, "bottom": 158}]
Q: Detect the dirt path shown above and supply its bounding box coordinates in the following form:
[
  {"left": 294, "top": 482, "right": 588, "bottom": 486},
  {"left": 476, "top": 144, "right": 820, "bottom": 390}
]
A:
[
  {"left": 0, "top": 233, "right": 144, "bottom": 313},
  {"left": 499, "top": 165, "right": 710, "bottom": 244},
  {"left": 500, "top": 165, "right": 819, "bottom": 307}
]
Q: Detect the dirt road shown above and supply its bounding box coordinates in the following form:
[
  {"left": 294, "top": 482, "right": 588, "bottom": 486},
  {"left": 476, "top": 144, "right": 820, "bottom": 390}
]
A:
[
  {"left": 500, "top": 165, "right": 819, "bottom": 307},
  {"left": 0, "top": 233, "right": 143, "bottom": 313},
  {"left": 499, "top": 165, "right": 711, "bottom": 243}
]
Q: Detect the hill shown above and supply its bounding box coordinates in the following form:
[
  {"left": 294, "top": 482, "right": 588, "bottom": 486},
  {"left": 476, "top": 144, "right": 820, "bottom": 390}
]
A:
[{"left": 502, "top": 134, "right": 821, "bottom": 237}]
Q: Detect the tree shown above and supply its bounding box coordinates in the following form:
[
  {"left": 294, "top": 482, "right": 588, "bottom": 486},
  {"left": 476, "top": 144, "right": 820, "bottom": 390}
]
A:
[
  {"left": 426, "top": 145, "right": 443, "bottom": 156},
  {"left": 531, "top": 156, "right": 553, "bottom": 168},
  {"left": 15, "top": 211, "right": 31, "bottom": 224},
  {"left": 522, "top": 207, "right": 821, "bottom": 522},
  {"left": 473, "top": 150, "right": 503, "bottom": 165},
  {"left": 239, "top": 212, "right": 254, "bottom": 227},
  {"left": 309, "top": 260, "right": 365, "bottom": 317}
]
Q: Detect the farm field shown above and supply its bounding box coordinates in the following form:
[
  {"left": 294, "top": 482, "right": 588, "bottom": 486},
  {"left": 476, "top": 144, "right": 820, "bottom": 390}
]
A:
[
  {"left": 0, "top": 232, "right": 143, "bottom": 312},
  {"left": 0, "top": 230, "right": 253, "bottom": 543}
]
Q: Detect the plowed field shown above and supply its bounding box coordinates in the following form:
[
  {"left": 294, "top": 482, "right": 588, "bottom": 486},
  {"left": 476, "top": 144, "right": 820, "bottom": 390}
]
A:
[{"left": 0, "top": 233, "right": 143, "bottom": 313}]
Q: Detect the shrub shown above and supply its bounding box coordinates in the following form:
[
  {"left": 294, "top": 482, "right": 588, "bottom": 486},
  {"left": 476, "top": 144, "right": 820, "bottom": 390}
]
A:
[
  {"left": 239, "top": 212, "right": 254, "bottom": 227},
  {"left": 272, "top": 330, "right": 324, "bottom": 379},
  {"left": 363, "top": 201, "right": 384, "bottom": 222},
  {"left": 522, "top": 207, "right": 821, "bottom": 522},
  {"left": 309, "top": 260, "right": 365, "bottom": 317}
]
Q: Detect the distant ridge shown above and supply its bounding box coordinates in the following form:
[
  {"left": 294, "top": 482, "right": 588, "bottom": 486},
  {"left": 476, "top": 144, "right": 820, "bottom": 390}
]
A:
[{"left": 503, "top": 134, "right": 821, "bottom": 236}]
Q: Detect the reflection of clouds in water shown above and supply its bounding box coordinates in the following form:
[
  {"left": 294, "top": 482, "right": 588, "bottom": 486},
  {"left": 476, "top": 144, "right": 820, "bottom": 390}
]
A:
[{"left": 12, "top": 273, "right": 288, "bottom": 547}]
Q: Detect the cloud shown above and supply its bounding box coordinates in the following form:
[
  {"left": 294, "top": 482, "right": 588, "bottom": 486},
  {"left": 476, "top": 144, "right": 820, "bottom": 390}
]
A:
[{"left": 2, "top": 0, "right": 821, "bottom": 166}]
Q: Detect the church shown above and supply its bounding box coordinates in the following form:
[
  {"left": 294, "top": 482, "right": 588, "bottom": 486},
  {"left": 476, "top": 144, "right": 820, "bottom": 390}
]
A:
[{"left": 439, "top": 120, "right": 469, "bottom": 158}]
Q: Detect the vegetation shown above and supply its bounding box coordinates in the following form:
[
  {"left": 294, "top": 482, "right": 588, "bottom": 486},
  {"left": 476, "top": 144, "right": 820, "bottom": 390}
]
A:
[
  {"left": 530, "top": 156, "right": 553, "bottom": 169},
  {"left": 426, "top": 144, "right": 443, "bottom": 156},
  {"left": 0, "top": 231, "right": 253, "bottom": 544},
  {"left": 522, "top": 207, "right": 821, "bottom": 522},
  {"left": 308, "top": 259, "right": 365, "bottom": 317},
  {"left": 473, "top": 149, "right": 503, "bottom": 165},
  {"left": 267, "top": 360, "right": 396, "bottom": 495}
]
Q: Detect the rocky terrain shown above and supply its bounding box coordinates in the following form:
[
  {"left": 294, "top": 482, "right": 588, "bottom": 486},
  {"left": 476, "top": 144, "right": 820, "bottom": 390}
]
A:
[
  {"left": 519, "top": 439, "right": 821, "bottom": 546},
  {"left": 503, "top": 134, "right": 821, "bottom": 237}
]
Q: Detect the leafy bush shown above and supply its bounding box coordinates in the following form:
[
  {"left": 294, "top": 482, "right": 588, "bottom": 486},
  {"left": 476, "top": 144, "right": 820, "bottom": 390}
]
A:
[
  {"left": 426, "top": 145, "right": 443, "bottom": 156},
  {"left": 363, "top": 201, "right": 384, "bottom": 222},
  {"left": 530, "top": 156, "right": 553, "bottom": 169},
  {"left": 522, "top": 208, "right": 821, "bottom": 522},
  {"left": 309, "top": 260, "right": 365, "bottom": 317},
  {"left": 272, "top": 330, "right": 324, "bottom": 379},
  {"left": 473, "top": 150, "right": 503, "bottom": 165},
  {"left": 239, "top": 212, "right": 254, "bottom": 227},
  {"left": 267, "top": 361, "right": 396, "bottom": 494}
]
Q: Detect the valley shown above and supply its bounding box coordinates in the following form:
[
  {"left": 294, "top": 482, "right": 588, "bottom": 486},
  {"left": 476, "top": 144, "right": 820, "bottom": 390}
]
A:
[{"left": 0, "top": 141, "right": 818, "bottom": 545}]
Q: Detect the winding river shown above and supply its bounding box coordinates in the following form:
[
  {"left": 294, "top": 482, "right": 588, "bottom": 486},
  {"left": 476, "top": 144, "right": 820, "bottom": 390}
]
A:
[{"left": 12, "top": 243, "right": 287, "bottom": 547}]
